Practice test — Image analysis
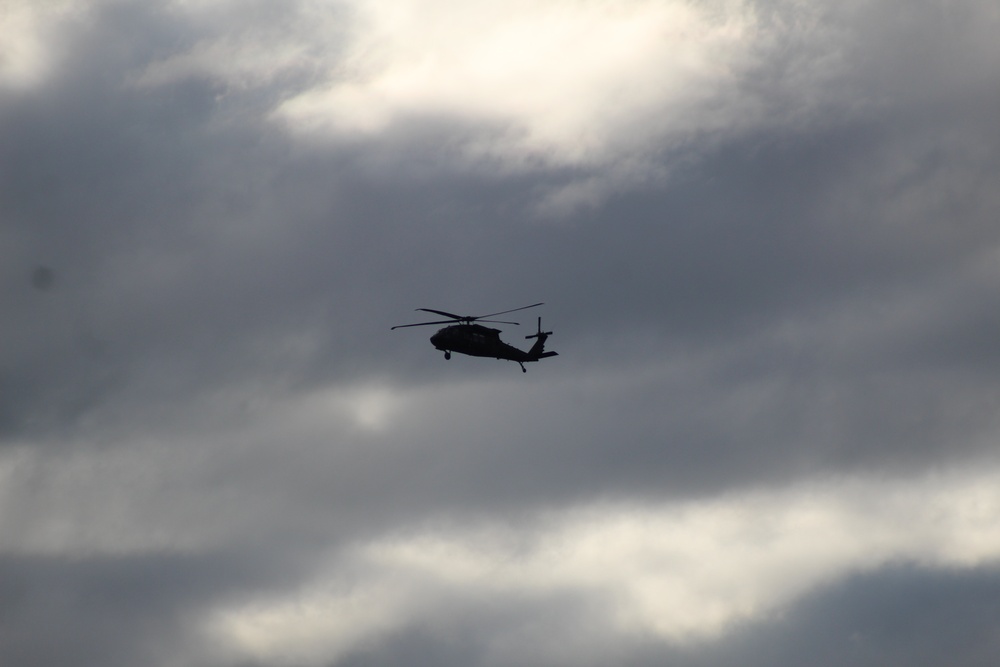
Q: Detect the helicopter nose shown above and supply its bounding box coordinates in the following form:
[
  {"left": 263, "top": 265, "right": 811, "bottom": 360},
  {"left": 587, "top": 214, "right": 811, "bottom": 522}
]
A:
[{"left": 430, "top": 331, "right": 443, "bottom": 347}]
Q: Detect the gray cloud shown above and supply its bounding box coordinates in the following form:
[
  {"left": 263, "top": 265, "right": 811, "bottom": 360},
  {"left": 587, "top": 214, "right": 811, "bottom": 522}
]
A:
[
  {"left": 3, "top": 0, "right": 1000, "bottom": 665},
  {"left": 0, "top": 550, "right": 273, "bottom": 667},
  {"left": 700, "top": 563, "right": 1000, "bottom": 667}
]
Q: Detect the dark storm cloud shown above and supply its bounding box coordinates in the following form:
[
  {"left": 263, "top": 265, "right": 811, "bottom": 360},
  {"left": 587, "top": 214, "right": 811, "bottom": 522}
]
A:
[
  {"left": 0, "top": 549, "right": 290, "bottom": 667},
  {"left": 3, "top": 1, "right": 1000, "bottom": 666},
  {"left": 698, "top": 563, "right": 1000, "bottom": 667},
  {"left": 0, "top": 2, "right": 360, "bottom": 441}
]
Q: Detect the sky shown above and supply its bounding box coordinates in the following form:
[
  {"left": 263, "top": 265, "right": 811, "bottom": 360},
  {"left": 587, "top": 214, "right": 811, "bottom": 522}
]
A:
[{"left": 3, "top": 0, "right": 1000, "bottom": 665}]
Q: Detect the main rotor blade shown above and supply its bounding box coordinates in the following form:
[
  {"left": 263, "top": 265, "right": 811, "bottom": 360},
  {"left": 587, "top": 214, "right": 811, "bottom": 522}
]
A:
[
  {"left": 398, "top": 303, "right": 543, "bottom": 329},
  {"left": 416, "top": 308, "right": 467, "bottom": 320},
  {"left": 391, "top": 319, "right": 456, "bottom": 330},
  {"left": 476, "top": 302, "right": 544, "bottom": 319}
]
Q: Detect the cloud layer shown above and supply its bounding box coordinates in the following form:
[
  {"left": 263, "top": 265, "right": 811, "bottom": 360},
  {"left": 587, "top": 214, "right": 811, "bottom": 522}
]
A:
[{"left": 3, "top": 0, "right": 1000, "bottom": 665}]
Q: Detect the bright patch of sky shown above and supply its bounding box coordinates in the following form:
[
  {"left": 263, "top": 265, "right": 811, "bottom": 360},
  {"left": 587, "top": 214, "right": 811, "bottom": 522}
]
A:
[
  {"left": 274, "top": 0, "right": 762, "bottom": 163},
  {"left": 0, "top": 1, "right": 83, "bottom": 89}
]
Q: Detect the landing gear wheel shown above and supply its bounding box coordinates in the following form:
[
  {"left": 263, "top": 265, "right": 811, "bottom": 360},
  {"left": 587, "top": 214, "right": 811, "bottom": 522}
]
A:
[
  {"left": 519, "top": 363, "right": 526, "bottom": 373},
  {"left": 444, "top": 351, "right": 451, "bottom": 360}
]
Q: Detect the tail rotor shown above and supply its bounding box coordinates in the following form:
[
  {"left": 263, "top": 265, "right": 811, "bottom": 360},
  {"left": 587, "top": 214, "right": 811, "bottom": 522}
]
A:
[
  {"left": 525, "top": 317, "right": 552, "bottom": 340},
  {"left": 524, "top": 317, "right": 558, "bottom": 365}
]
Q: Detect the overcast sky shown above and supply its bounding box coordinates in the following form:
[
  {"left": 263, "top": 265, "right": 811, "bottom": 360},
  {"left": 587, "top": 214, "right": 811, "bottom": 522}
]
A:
[{"left": 3, "top": 0, "right": 1000, "bottom": 665}]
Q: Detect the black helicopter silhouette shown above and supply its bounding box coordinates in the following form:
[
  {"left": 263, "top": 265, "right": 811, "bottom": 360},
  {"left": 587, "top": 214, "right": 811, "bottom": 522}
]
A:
[{"left": 392, "top": 302, "right": 558, "bottom": 372}]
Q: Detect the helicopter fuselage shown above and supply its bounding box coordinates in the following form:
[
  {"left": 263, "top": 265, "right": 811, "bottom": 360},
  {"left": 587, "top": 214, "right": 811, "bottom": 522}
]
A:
[{"left": 430, "top": 324, "right": 535, "bottom": 362}]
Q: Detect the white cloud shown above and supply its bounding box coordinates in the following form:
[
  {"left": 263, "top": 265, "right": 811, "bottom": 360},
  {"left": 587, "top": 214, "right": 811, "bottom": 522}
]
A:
[
  {"left": 208, "top": 463, "right": 1000, "bottom": 664},
  {"left": 128, "top": 0, "right": 779, "bottom": 165},
  {"left": 207, "top": 575, "right": 410, "bottom": 667},
  {"left": 122, "top": 0, "right": 874, "bottom": 215},
  {"left": 137, "top": 0, "right": 347, "bottom": 91},
  {"left": 275, "top": 0, "right": 762, "bottom": 165},
  {"left": 0, "top": 1, "right": 87, "bottom": 90}
]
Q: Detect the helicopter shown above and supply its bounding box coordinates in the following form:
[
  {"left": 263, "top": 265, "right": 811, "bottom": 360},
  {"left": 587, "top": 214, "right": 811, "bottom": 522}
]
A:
[{"left": 392, "top": 302, "right": 558, "bottom": 372}]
